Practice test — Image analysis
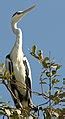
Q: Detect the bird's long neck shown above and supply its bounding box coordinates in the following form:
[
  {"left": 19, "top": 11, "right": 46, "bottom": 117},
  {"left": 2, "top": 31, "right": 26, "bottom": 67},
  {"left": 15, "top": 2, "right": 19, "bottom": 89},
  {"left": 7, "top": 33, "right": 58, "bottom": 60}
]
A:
[
  {"left": 10, "top": 22, "right": 23, "bottom": 61},
  {"left": 12, "top": 22, "right": 22, "bottom": 48}
]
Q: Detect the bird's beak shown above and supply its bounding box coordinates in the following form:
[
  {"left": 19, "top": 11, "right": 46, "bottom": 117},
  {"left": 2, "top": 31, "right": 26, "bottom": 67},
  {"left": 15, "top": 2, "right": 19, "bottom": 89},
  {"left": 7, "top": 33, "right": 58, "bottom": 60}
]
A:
[
  {"left": 21, "top": 5, "right": 36, "bottom": 17},
  {"left": 12, "top": 5, "right": 36, "bottom": 23}
]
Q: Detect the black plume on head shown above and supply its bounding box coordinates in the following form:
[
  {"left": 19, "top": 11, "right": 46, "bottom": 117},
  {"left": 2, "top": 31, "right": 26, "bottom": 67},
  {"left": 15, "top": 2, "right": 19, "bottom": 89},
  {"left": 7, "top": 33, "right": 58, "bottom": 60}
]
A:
[{"left": 12, "top": 12, "right": 22, "bottom": 17}]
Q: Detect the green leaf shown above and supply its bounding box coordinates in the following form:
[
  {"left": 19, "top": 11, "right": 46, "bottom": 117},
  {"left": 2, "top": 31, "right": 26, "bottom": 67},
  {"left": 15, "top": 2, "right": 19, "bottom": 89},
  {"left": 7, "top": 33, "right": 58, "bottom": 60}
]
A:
[
  {"left": 54, "top": 86, "right": 62, "bottom": 89},
  {"left": 52, "top": 79, "right": 59, "bottom": 85},
  {"left": 40, "top": 81, "right": 47, "bottom": 84},
  {"left": 53, "top": 97, "right": 60, "bottom": 105},
  {"left": 61, "top": 99, "right": 65, "bottom": 102},
  {"left": 63, "top": 78, "right": 65, "bottom": 85},
  {"left": 46, "top": 72, "right": 51, "bottom": 77},
  {"left": 54, "top": 90, "right": 60, "bottom": 96},
  {"left": 59, "top": 92, "right": 65, "bottom": 98},
  {"left": 37, "top": 50, "right": 42, "bottom": 56},
  {"left": 37, "top": 50, "right": 43, "bottom": 61},
  {"left": 44, "top": 109, "right": 51, "bottom": 119},
  {"left": 31, "top": 45, "right": 37, "bottom": 54},
  {"left": 49, "top": 95, "right": 54, "bottom": 99},
  {"left": 44, "top": 57, "right": 49, "bottom": 61},
  {"left": 42, "top": 57, "right": 50, "bottom": 68},
  {"left": 52, "top": 70, "right": 56, "bottom": 75},
  {"left": 43, "top": 77, "right": 48, "bottom": 80},
  {"left": 42, "top": 61, "right": 48, "bottom": 68},
  {"left": 51, "top": 64, "right": 61, "bottom": 70},
  {"left": 56, "top": 64, "right": 62, "bottom": 70},
  {"left": 0, "top": 110, "right": 5, "bottom": 115}
]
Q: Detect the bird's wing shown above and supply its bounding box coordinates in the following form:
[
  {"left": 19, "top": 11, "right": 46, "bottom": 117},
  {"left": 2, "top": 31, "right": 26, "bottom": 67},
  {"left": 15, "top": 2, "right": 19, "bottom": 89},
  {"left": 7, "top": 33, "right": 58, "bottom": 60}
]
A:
[
  {"left": 5, "top": 54, "right": 22, "bottom": 107},
  {"left": 5, "top": 54, "right": 16, "bottom": 88},
  {"left": 23, "top": 56, "right": 32, "bottom": 97},
  {"left": 5, "top": 54, "right": 13, "bottom": 74}
]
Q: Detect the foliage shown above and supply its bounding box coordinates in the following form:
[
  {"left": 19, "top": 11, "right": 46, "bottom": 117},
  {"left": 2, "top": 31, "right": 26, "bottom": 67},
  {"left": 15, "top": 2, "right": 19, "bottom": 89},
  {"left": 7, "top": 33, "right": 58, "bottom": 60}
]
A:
[{"left": 30, "top": 45, "right": 65, "bottom": 118}]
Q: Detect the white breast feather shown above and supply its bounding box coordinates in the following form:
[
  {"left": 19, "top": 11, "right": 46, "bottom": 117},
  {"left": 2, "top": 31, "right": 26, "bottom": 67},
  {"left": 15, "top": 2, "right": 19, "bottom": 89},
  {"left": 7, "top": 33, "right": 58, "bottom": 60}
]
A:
[{"left": 10, "top": 47, "right": 26, "bottom": 96}]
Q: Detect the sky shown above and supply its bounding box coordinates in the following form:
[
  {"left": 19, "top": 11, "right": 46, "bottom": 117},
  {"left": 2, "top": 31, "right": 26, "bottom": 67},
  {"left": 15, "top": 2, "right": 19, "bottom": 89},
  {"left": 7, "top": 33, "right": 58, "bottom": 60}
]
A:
[{"left": 0, "top": 0, "right": 65, "bottom": 118}]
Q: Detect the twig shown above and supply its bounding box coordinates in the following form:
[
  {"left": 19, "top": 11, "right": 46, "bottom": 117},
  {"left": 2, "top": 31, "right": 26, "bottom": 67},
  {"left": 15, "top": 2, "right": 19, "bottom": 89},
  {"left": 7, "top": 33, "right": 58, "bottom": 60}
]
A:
[
  {"left": 39, "top": 69, "right": 47, "bottom": 99},
  {"left": 49, "top": 52, "right": 52, "bottom": 107},
  {"left": 37, "top": 100, "right": 50, "bottom": 107}
]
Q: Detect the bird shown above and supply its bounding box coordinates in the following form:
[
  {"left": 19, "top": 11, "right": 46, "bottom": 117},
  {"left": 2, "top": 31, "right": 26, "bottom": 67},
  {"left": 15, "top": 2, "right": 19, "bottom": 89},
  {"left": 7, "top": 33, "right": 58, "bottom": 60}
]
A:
[{"left": 5, "top": 5, "right": 35, "bottom": 109}]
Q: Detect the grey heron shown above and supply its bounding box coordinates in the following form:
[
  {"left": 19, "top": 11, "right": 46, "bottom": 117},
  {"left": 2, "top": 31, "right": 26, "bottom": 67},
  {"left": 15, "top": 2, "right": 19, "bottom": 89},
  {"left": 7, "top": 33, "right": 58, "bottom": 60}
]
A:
[{"left": 5, "top": 5, "right": 35, "bottom": 108}]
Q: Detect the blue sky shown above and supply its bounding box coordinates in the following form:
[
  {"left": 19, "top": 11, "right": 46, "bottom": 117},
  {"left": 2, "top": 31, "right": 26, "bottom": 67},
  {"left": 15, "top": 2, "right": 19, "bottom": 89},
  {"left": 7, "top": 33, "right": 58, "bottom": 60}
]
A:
[{"left": 0, "top": 0, "right": 65, "bottom": 114}]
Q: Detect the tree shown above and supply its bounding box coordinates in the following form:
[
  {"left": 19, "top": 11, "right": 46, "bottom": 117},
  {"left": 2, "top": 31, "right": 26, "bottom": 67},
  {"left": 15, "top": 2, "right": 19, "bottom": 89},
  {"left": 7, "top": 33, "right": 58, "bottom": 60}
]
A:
[{"left": 0, "top": 45, "right": 65, "bottom": 119}]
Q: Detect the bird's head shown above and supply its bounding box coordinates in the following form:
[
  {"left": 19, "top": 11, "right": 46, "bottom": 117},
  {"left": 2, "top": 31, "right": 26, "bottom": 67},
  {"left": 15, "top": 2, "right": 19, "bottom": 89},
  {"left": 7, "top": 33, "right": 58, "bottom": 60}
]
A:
[{"left": 11, "top": 5, "right": 36, "bottom": 24}]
